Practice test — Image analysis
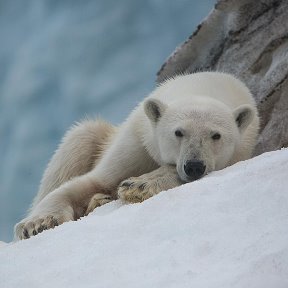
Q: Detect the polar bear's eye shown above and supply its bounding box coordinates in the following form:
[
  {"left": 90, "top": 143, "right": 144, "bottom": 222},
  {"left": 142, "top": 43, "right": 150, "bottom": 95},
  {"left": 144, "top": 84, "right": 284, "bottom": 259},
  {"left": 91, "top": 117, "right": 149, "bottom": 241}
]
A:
[
  {"left": 211, "top": 133, "right": 221, "bottom": 140},
  {"left": 175, "top": 130, "right": 184, "bottom": 137}
]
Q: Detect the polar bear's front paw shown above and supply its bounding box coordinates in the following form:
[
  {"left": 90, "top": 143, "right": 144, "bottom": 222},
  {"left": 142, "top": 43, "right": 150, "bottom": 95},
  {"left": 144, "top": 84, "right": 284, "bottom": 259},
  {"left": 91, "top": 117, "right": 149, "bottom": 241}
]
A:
[
  {"left": 14, "top": 214, "right": 69, "bottom": 240},
  {"left": 118, "top": 177, "right": 158, "bottom": 203},
  {"left": 85, "top": 193, "right": 113, "bottom": 216},
  {"left": 118, "top": 166, "right": 183, "bottom": 203}
]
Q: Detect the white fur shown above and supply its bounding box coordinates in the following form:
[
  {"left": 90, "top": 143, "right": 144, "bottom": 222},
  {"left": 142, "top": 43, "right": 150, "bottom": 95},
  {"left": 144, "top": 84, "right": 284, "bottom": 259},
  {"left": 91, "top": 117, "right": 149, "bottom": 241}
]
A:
[{"left": 15, "top": 72, "right": 259, "bottom": 240}]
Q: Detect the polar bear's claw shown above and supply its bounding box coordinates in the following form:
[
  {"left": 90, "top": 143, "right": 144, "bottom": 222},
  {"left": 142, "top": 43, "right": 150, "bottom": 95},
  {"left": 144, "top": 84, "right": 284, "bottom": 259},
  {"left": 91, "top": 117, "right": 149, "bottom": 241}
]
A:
[
  {"left": 119, "top": 181, "right": 133, "bottom": 187},
  {"left": 23, "top": 228, "right": 29, "bottom": 239}
]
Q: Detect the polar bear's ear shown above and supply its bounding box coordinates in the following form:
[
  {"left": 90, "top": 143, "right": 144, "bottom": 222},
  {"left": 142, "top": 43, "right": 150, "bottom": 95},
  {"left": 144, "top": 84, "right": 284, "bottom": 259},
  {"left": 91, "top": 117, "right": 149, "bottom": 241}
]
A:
[
  {"left": 233, "top": 104, "right": 255, "bottom": 132},
  {"left": 144, "top": 99, "right": 167, "bottom": 123}
]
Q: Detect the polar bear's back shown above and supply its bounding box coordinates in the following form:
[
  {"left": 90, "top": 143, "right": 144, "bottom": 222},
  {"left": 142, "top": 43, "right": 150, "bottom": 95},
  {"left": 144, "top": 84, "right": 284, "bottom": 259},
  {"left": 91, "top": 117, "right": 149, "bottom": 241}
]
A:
[{"left": 152, "top": 72, "right": 256, "bottom": 110}]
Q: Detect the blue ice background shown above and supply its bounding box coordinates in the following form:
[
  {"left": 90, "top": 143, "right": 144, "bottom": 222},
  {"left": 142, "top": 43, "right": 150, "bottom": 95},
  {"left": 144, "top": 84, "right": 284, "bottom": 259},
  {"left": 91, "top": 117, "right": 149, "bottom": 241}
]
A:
[{"left": 0, "top": 0, "right": 215, "bottom": 241}]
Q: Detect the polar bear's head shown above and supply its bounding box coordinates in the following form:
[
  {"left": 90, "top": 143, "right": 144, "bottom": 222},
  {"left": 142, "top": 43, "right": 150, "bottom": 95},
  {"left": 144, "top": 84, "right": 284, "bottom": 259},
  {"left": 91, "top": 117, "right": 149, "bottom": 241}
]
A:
[{"left": 144, "top": 98, "right": 255, "bottom": 182}]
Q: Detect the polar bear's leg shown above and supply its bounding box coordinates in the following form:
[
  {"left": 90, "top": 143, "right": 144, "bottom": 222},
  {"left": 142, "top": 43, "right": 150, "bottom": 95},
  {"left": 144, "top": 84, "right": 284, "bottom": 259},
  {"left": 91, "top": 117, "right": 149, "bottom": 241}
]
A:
[
  {"left": 15, "top": 123, "right": 156, "bottom": 239},
  {"left": 15, "top": 174, "right": 109, "bottom": 239},
  {"left": 14, "top": 120, "right": 116, "bottom": 240},
  {"left": 32, "top": 120, "right": 116, "bottom": 207},
  {"left": 118, "top": 165, "right": 184, "bottom": 203}
]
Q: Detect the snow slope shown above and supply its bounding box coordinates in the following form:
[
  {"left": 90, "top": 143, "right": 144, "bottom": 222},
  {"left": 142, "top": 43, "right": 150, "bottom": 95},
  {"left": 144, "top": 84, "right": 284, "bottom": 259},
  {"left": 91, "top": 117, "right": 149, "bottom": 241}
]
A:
[{"left": 1, "top": 149, "right": 288, "bottom": 288}]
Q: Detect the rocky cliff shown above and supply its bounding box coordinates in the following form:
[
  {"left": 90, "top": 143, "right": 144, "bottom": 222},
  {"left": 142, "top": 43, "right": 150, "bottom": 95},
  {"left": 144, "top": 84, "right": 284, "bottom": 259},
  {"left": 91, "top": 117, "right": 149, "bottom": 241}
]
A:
[{"left": 157, "top": 0, "right": 288, "bottom": 155}]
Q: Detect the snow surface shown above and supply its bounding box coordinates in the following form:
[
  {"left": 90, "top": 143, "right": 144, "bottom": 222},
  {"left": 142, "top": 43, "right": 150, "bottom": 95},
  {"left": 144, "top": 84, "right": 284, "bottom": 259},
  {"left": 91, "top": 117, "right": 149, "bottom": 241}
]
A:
[{"left": 1, "top": 149, "right": 288, "bottom": 288}]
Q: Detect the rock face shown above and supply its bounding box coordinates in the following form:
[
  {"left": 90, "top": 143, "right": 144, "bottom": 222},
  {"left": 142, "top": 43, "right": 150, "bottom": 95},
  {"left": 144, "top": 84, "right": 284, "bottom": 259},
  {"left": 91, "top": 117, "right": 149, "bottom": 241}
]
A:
[{"left": 157, "top": 0, "right": 288, "bottom": 155}]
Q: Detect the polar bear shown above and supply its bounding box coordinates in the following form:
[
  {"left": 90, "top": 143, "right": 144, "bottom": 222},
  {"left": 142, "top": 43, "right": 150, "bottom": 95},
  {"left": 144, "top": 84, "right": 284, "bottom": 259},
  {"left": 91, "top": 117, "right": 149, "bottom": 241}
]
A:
[{"left": 15, "top": 72, "right": 259, "bottom": 240}]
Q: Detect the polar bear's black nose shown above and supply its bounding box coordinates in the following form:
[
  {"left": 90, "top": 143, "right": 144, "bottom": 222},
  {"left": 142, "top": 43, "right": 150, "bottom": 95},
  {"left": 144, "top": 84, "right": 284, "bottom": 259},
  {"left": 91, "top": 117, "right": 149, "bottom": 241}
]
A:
[{"left": 184, "top": 160, "right": 206, "bottom": 180}]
